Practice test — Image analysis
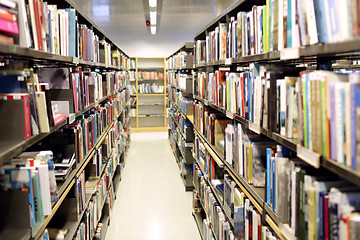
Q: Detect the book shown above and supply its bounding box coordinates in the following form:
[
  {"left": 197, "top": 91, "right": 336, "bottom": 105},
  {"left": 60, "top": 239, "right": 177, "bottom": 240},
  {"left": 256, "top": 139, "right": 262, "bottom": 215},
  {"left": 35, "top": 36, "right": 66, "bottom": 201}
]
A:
[
  {"left": 0, "top": 166, "right": 36, "bottom": 228},
  {"left": 0, "top": 93, "right": 32, "bottom": 140}
]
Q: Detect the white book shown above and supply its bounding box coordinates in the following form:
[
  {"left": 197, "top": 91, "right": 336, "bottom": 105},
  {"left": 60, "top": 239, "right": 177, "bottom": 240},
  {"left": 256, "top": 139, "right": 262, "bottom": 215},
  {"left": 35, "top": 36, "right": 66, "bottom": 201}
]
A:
[
  {"left": 237, "top": 123, "right": 244, "bottom": 177},
  {"left": 291, "top": 0, "right": 300, "bottom": 47},
  {"left": 336, "top": 0, "right": 352, "bottom": 41},
  {"left": 345, "top": 82, "right": 352, "bottom": 167},
  {"left": 35, "top": 91, "right": 50, "bottom": 133},
  {"left": 305, "top": 0, "right": 319, "bottom": 45},
  {"left": 36, "top": 163, "right": 52, "bottom": 216},
  {"left": 0, "top": 0, "right": 16, "bottom": 8},
  {"left": 13, "top": 0, "right": 32, "bottom": 48},
  {"left": 28, "top": 0, "right": 38, "bottom": 50},
  {"left": 278, "top": 0, "right": 284, "bottom": 51},
  {"left": 244, "top": 199, "right": 250, "bottom": 240},
  {"left": 335, "top": 82, "right": 345, "bottom": 164},
  {"left": 279, "top": 79, "right": 286, "bottom": 136},
  {"left": 252, "top": 209, "right": 258, "bottom": 240}
]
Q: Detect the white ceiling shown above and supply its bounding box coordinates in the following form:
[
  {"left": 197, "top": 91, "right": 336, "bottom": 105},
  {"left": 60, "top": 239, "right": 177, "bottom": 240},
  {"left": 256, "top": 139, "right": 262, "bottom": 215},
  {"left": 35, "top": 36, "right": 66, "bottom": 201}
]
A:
[{"left": 70, "top": 0, "right": 234, "bottom": 57}]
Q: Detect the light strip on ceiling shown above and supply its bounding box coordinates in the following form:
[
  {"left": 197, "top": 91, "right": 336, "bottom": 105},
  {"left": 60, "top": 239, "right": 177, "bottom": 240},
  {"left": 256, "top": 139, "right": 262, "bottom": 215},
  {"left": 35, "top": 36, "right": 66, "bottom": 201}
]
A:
[
  {"left": 149, "top": 0, "right": 157, "bottom": 8},
  {"left": 150, "top": 11, "right": 157, "bottom": 25},
  {"left": 150, "top": 26, "right": 156, "bottom": 35}
]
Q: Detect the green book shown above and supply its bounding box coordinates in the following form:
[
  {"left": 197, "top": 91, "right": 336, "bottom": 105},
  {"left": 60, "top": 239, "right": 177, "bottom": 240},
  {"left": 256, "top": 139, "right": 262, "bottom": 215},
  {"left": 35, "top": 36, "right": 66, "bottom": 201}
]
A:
[
  {"left": 263, "top": 5, "right": 267, "bottom": 53},
  {"left": 298, "top": 169, "right": 306, "bottom": 240}
]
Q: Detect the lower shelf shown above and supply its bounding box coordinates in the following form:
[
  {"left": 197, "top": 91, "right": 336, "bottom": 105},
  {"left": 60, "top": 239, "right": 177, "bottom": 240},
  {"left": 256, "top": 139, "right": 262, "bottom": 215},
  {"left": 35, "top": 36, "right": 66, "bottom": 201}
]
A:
[
  {"left": 132, "top": 126, "right": 168, "bottom": 132},
  {"left": 192, "top": 211, "right": 204, "bottom": 240}
]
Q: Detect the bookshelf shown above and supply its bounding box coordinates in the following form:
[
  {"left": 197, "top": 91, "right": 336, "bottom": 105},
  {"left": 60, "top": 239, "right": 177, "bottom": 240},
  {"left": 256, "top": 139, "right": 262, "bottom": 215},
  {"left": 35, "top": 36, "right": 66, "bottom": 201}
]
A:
[
  {"left": 166, "top": 43, "right": 195, "bottom": 191},
  {"left": 0, "top": 0, "right": 132, "bottom": 239},
  {"left": 188, "top": 0, "right": 360, "bottom": 239},
  {"left": 132, "top": 57, "right": 168, "bottom": 132}
]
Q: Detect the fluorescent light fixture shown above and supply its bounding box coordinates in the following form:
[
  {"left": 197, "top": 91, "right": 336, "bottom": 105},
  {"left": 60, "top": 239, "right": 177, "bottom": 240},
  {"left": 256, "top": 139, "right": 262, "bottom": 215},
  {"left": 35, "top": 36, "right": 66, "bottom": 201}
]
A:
[
  {"left": 150, "top": 26, "right": 156, "bottom": 35},
  {"left": 149, "top": 0, "right": 157, "bottom": 8},
  {"left": 150, "top": 11, "right": 157, "bottom": 25}
]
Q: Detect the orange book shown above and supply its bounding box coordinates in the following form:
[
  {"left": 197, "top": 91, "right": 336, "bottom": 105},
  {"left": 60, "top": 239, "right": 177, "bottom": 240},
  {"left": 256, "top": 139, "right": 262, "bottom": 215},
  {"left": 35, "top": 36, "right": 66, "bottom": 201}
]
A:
[{"left": 0, "top": 7, "right": 16, "bottom": 22}]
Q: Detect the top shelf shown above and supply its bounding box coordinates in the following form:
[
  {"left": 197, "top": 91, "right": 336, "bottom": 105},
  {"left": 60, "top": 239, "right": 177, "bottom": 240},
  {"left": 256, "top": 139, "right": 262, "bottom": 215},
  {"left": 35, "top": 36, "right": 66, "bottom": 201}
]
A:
[
  {"left": 168, "top": 42, "right": 195, "bottom": 59},
  {"left": 194, "top": 0, "right": 263, "bottom": 40},
  {"left": 194, "top": 39, "right": 360, "bottom": 68},
  {"left": 0, "top": 43, "right": 125, "bottom": 70}
]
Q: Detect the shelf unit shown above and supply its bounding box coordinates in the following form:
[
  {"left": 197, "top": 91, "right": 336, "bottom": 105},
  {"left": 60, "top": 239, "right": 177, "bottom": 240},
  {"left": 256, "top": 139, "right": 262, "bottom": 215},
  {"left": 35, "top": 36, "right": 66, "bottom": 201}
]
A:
[
  {"left": 166, "top": 43, "right": 196, "bottom": 192},
  {"left": 132, "top": 57, "right": 168, "bottom": 132},
  {"left": 0, "top": 0, "right": 132, "bottom": 239},
  {"left": 189, "top": 0, "right": 360, "bottom": 239}
]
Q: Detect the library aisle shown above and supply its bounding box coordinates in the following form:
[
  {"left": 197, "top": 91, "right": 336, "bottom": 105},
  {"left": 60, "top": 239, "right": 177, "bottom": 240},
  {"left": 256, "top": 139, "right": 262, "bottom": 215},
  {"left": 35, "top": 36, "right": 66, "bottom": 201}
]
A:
[{"left": 105, "top": 132, "right": 200, "bottom": 240}]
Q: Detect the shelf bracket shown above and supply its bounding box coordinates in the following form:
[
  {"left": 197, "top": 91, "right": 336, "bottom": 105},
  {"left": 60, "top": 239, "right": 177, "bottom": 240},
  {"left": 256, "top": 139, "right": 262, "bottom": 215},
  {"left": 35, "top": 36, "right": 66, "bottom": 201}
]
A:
[
  {"left": 317, "top": 57, "right": 332, "bottom": 70},
  {"left": 261, "top": 202, "right": 267, "bottom": 226}
]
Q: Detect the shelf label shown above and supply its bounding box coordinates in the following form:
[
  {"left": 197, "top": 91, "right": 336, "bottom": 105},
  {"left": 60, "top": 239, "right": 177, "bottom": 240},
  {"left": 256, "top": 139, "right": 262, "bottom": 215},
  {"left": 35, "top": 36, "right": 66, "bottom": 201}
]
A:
[
  {"left": 280, "top": 47, "right": 300, "bottom": 60},
  {"left": 204, "top": 100, "right": 209, "bottom": 106},
  {"left": 225, "top": 58, "right": 232, "bottom": 65},
  {"left": 249, "top": 122, "right": 261, "bottom": 134},
  {"left": 72, "top": 57, "right": 79, "bottom": 65},
  {"left": 226, "top": 111, "right": 234, "bottom": 119},
  {"left": 68, "top": 114, "right": 76, "bottom": 124},
  {"left": 296, "top": 145, "right": 320, "bottom": 168}
]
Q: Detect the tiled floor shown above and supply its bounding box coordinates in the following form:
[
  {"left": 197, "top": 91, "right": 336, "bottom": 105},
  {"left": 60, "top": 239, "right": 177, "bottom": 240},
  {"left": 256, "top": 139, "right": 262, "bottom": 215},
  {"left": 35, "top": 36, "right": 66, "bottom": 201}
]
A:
[{"left": 105, "top": 131, "right": 201, "bottom": 240}]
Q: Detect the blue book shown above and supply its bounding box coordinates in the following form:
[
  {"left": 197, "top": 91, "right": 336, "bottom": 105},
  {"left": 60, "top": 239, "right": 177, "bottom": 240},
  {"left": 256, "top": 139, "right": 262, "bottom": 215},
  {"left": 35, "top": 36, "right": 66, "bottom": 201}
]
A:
[
  {"left": 266, "top": 148, "right": 272, "bottom": 205},
  {"left": 271, "top": 156, "right": 276, "bottom": 211},
  {"left": 1, "top": 167, "right": 36, "bottom": 227},
  {"left": 319, "top": 192, "right": 327, "bottom": 240},
  {"left": 286, "top": 0, "right": 292, "bottom": 48},
  {"left": 66, "top": 8, "right": 77, "bottom": 57},
  {"left": 354, "top": 82, "right": 360, "bottom": 169},
  {"left": 341, "top": 88, "right": 346, "bottom": 164},
  {"left": 328, "top": 0, "right": 339, "bottom": 42},
  {"left": 313, "top": 0, "right": 328, "bottom": 43},
  {"left": 0, "top": 73, "right": 28, "bottom": 94},
  {"left": 234, "top": 206, "right": 244, "bottom": 239}
]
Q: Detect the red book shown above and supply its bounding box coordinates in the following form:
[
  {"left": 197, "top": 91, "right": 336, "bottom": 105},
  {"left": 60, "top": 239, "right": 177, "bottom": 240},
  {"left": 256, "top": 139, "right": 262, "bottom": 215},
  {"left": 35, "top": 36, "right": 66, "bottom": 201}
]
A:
[
  {"left": 53, "top": 113, "right": 67, "bottom": 126},
  {"left": 33, "top": 0, "right": 43, "bottom": 51},
  {"left": 38, "top": 0, "right": 46, "bottom": 51},
  {"left": 0, "top": 17, "right": 18, "bottom": 34},
  {"left": 0, "top": 93, "right": 31, "bottom": 139},
  {"left": 324, "top": 195, "right": 329, "bottom": 240}
]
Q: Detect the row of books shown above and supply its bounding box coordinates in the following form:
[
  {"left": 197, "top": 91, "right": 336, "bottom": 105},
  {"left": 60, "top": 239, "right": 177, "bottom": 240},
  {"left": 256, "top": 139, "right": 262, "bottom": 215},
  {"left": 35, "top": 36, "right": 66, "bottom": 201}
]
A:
[
  {"left": 194, "top": 100, "right": 231, "bottom": 156},
  {"left": 195, "top": 65, "right": 360, "bottom": 170},
  {"left": 128, "top": 70, "right": 136, "bottom": 80},
  {"left": 138, "top": 83, "right": 164, "bottom": 94},
  {"left": 0, "top": 97, "right": 123, "bottom": 236},
  {"left": 221, "top": 117, "right": 360, "bottom": 239},
  {"left": 0, "top": 67, "right": 130, "bottom": 144},
  {"left": 265, "top": 148, "right": 360, "bottom": 240},
  {"left": 195, "top": 0, "right": 360, "bottom": 64},
  {"left": 137, "top": 71, "right": 163, "bottom": 80},
  {"left": 168, "top": 88, "right": 194, "bottom": 115},
  {"left": 0, "top": 0, "right": 131, "bottom": 67},
  {"left": 223, "top": 173, "right": 280, "bottom": 240},
  {"left": 167, "top": 71, "right": 192, "bottom": 91},
  {"left": 193, "top": 162, "right": 280, "bottom": 240},
  {"left": 166, "top": 51, "right": 192, "bottom": 69},
  {"left": 0, "top": 151, "right": 58, "bottom": 237}
]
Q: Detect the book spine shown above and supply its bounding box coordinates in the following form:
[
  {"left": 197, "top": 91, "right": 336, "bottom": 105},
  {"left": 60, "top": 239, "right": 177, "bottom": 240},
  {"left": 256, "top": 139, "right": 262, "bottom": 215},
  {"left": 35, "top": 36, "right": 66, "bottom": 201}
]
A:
[{"left": 0, "top": 17, "right": 19, "bottom": 34}]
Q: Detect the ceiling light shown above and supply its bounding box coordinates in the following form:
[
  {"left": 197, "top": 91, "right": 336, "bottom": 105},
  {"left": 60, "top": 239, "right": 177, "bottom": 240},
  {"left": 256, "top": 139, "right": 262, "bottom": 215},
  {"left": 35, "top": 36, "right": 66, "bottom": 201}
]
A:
[
  {"left": 149, "top": 0, "right": 157, "bottom": 8},
  {"left": 150, "top": 26, "right": 156, "bottom": 35},
  {"left": 150, "top": 11, "right": 157, "bottom": 25}
]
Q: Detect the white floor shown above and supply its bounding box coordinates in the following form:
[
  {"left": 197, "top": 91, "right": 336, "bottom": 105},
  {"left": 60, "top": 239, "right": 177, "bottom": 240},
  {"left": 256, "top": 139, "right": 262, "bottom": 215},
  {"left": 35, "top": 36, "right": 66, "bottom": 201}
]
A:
[{"left": 105, "top": 131, "right": 201, "bottom": 240}]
